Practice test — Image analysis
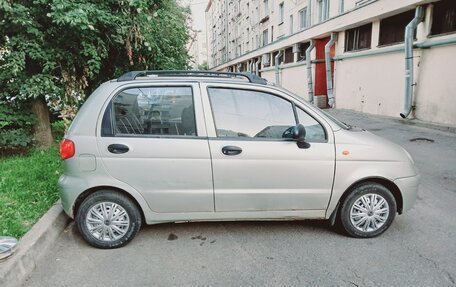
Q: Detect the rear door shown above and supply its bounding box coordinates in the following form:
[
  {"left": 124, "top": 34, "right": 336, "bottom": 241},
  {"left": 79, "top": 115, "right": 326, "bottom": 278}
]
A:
[
  {"left": 201, "top": 83, "right": 335, "bottom": 212},
  {"left": 97, "top": 82, "right": 214, "bottom": 213}
]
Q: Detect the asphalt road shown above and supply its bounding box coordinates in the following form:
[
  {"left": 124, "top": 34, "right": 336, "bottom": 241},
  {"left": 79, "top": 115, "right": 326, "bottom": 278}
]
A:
[{"left": 24, "top": 109, "right": 456, "bottom": 287}]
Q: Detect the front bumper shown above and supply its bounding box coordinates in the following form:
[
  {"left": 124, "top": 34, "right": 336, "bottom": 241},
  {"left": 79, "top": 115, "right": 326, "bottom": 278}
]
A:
[{"left": 394, "top": 174, "right": 421, "bottom": 213}]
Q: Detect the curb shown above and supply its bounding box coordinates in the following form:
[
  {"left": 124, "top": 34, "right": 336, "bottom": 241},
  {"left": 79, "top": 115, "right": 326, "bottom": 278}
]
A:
[{"left": 0, "top": 201, "right": 70, "bottom": 287}]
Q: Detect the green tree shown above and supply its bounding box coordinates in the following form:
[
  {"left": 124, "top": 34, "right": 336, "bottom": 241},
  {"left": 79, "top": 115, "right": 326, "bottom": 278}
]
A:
[{"left": 0, "top": 0, "right": 190, "bottom": 148}]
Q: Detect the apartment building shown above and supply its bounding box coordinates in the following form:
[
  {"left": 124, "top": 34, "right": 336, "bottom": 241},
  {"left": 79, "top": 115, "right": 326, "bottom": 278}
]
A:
[
  {"left": 188, "top": 29, "right": 208, "bottom": 70},
  {"left": 205, "top": 0, "right": 456, "bottom": 126}
]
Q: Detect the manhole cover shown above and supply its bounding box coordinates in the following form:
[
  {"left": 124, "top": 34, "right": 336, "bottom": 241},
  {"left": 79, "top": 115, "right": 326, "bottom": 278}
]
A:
[
  {"left": 0, "top": 236, "right": 18, "bottom": 261},
  {"left": 409, "top": 138, "right": 434, "bottom": 143}
]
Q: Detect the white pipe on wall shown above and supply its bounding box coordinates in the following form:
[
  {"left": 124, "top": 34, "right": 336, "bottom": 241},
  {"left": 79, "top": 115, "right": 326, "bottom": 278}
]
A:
[
  {"left": 325, "top": 32, "right": 337, "bottom": 108},
  {"left": 401, "top": 6, "right": 424, "bottom": 119},
  {"left": 306, "top": 39, "right": 316, "bottom": 103},
  {"left": 275, "top": 51, "right": 283, "bottom": 86}
]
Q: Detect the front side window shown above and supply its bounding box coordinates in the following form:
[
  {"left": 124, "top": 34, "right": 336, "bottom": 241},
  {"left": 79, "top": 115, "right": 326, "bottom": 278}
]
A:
[
  {"left": 104, "top": 86, "right": 196, "bottom": 137},
  {"left": 208, "top": 88, "right": 295, "bottom": 139},
  {"left": 296, "top": 108, "right": 326, "bottom": 142}
]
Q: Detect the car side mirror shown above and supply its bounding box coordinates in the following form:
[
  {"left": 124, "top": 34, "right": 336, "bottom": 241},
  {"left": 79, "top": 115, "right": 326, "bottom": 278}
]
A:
[
  {"left": 292, "top": 124, "right": 310, "bottom": 149},
  {"left": 292, "top": 124, "right": 306, "bottom": 142}
]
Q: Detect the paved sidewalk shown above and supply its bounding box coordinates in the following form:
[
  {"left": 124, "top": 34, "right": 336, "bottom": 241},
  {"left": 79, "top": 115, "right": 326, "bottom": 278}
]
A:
[{"left": 24, "top": 109, "right": 456, "bottom": 287}]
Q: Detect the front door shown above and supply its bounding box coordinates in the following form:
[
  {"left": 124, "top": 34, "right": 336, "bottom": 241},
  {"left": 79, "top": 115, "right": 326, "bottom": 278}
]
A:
[
  {"left": 97, "top": 83, "right": 214, "bottom": 213},
  {"left": 203, "top": 85, "right": 335, "bottom": 212}
]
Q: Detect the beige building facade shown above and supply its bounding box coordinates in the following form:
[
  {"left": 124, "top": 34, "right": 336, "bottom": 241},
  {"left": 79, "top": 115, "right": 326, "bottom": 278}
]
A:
[{"left": 205, "top": 0, "right": 456, "bottom": 126}]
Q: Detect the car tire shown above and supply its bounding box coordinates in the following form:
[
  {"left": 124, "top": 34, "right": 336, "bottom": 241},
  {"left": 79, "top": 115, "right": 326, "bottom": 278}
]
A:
[
  {"left": 76, "top": 190, "right": 142, "bottom": 249},
  {"left": 338, "top": 182, "right": 397, "bottom": 238}
]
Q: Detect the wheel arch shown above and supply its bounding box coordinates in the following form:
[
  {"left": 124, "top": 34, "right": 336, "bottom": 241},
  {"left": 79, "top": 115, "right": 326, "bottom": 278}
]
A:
[
  {"left": 73, "top": 186, "right": 146, "bottom": 224},
  {"left": 330, "top": 177, "right": 404, "bottom": 225}
]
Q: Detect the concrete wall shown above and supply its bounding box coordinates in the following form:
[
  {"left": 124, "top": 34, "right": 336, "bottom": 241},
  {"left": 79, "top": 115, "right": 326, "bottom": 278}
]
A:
[
  {"left": 415, "top": 44, "right": 456, "bottom": 125},
  {"left": 334, "top": 42, "right": 456, "bottom": 126},
  {"left": 334, "top": 51, "right": 406, "bottom": 117},
  {"left": 281, "top": 64, "right": 309, "bottom": 99}
]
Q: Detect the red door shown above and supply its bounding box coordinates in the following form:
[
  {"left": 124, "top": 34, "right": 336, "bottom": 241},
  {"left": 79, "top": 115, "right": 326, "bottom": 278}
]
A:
[{"left": 314, "top": 37, "right": 335, "bottom": 108}]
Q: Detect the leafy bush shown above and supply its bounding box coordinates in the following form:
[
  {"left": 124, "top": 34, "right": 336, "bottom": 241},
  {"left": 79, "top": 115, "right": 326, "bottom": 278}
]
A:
[
  {"left": 0, "top": 103, "right": 36, "bottom": 155},
  {"left": 51, "top": 120, "right": 66, "bottom": 142}
]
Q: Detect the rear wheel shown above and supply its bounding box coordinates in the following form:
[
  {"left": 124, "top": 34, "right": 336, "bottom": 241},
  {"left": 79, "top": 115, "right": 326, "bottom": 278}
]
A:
[
  {"left": 76, "top": 190, "right": 142, "bottom": 249},
  {"left": 339, "top": 182, "right": 396, "bottom": 238}
]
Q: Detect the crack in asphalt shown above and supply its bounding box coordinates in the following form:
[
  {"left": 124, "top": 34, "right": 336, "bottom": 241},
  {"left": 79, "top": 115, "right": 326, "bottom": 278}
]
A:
[{"left": 387, "top": 238, "right": 455, "bottom": 285}]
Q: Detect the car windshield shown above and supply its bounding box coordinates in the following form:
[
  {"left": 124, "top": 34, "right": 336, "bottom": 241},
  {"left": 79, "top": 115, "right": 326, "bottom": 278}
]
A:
[{"left": 317, "top": 108, "right": 352, "bottom": 130}]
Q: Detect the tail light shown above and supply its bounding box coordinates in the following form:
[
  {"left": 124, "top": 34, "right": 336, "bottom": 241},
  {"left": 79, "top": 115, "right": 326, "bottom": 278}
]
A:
[{"left": 60, "top": 139, "right": 75, "bottom": 160}]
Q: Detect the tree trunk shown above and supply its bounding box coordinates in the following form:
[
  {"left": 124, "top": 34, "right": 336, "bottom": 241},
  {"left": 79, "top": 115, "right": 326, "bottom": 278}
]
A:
[{"left": 31, "top": 97, "right": 53, "bottom": 149}]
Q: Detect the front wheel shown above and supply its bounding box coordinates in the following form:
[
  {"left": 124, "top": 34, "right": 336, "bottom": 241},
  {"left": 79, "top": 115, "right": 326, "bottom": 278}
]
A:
[
  {"left": 339, "top": 182, "right": 397, "bottom": 238},
  {"left": 76, "top": 190, "right": 142, "bottom": 249}
]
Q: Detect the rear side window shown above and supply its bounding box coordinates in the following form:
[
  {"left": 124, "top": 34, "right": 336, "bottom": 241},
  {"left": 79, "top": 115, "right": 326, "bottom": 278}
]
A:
[
  {"left": 208, "top": 88, "right": 296, "bottom": 139},
  {"left": 102, "top": 86, "right": 196, "bottom": 137}
]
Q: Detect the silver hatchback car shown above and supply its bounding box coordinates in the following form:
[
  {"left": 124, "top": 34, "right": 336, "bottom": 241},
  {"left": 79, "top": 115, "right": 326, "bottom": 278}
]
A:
[{"left": 59, "top": 71, "right": 419, "bottom": 249}]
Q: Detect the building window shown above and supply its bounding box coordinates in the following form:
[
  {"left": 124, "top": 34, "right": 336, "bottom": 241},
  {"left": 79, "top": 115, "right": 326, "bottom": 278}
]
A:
[
  {"left": 263, "top": 29, "right": 269, "bottom": 46},
  {"left": 319, "top": 0, "right": 330, "bottom": 22},
  {"left": 279, "top": 2, "right": 284, "bottom": 24},
  {"left": 431, "top": 0, "right": 456, "bottom": 36},
  {"left": 299, "top": 7, "right": 308, "bottom": 29},
  {"left": 344, "top": 23, "right": 372, "bottom": 52},
  {"left": 298, "top": 42, "right": 310, "bottom": 61},
  {"left": 271, "top": 51, "right": 280, "bottom": 66},
  {"left": 379, "top": 10, "right": 415, "bottom": 46},
  {"left": 289, "top": 15, "right": 294, "bottom": 34},
  {"left": 339, "top": 0, "right": 344, "bottom": 14},
  {"left": 284, "top": 47, "right": 294, "bottom": 64},
  {"left": 264, "top": 0, "right": 269, "bottom": 17},
  {"left": 263, "top": 53, "right": 271, "bottom": 67}
]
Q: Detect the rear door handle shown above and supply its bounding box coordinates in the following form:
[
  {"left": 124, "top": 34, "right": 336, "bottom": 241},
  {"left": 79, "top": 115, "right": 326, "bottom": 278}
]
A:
[
  {"left": 222, "top": 145, "right": 242, "bottom": 156},
  {"left": 108, "top": 144, "right": 130, "bottom": 154}
]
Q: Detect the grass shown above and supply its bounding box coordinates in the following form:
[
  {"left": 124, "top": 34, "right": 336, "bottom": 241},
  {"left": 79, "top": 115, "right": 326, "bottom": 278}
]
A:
[{"left": 0, "top": 147, "right": 61, "bottom": 238}]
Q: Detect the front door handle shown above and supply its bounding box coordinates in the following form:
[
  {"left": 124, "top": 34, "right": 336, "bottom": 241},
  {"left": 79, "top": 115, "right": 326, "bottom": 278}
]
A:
[
  {"left": 222, "top": 145, "right": 242, "bottom": 156},
  {"left": 108, "top": 144, "right": 130, "bottom": 154}
]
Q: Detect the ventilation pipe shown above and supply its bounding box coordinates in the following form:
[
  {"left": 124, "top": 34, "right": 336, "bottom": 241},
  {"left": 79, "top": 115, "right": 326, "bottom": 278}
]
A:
[
  {"left": 306, "top": 39, "right": 316, "bottom": 103},
  {"left": 401, "top": 6, "right": 424, "bottom": 119},
  {"left": 275, "top": 51, "right": 283, "bottom": 86},
  {"left": 325, "top": 32, "right": 337, "bottom": 108},
  {"left": 255, "top": 58, "right": 261, "bottom": 75}
]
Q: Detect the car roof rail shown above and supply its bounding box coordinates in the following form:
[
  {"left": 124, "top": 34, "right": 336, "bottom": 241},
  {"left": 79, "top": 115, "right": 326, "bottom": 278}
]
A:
[{"left": 117, "top": 70, "right": 268, "bottom": 85}]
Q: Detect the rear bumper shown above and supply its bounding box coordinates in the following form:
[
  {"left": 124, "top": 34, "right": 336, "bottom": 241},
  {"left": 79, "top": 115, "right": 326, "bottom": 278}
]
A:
[
  {"left": 59, "top": 175, "right": 88, "bottom": 219},
  {"left": 394, "top": 174, "right": 420, "bottom": 213}
]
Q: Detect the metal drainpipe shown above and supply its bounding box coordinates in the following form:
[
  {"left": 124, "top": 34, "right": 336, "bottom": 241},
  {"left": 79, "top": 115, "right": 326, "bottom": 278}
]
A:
[
  {"left": 306, "top": 39, "right": 316, "bottom": 103},
  {"left": 255, "top": 58, "right": 261, "bottom": 76},
  {"left": 401, "top": 6, "right": 424, "bottom": 119},
  {"left": 275, "top": 51, "right": 283, "bottom": 86},
  {"left": 325, "top": 32, "right": 337, "bottom": 108}
]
